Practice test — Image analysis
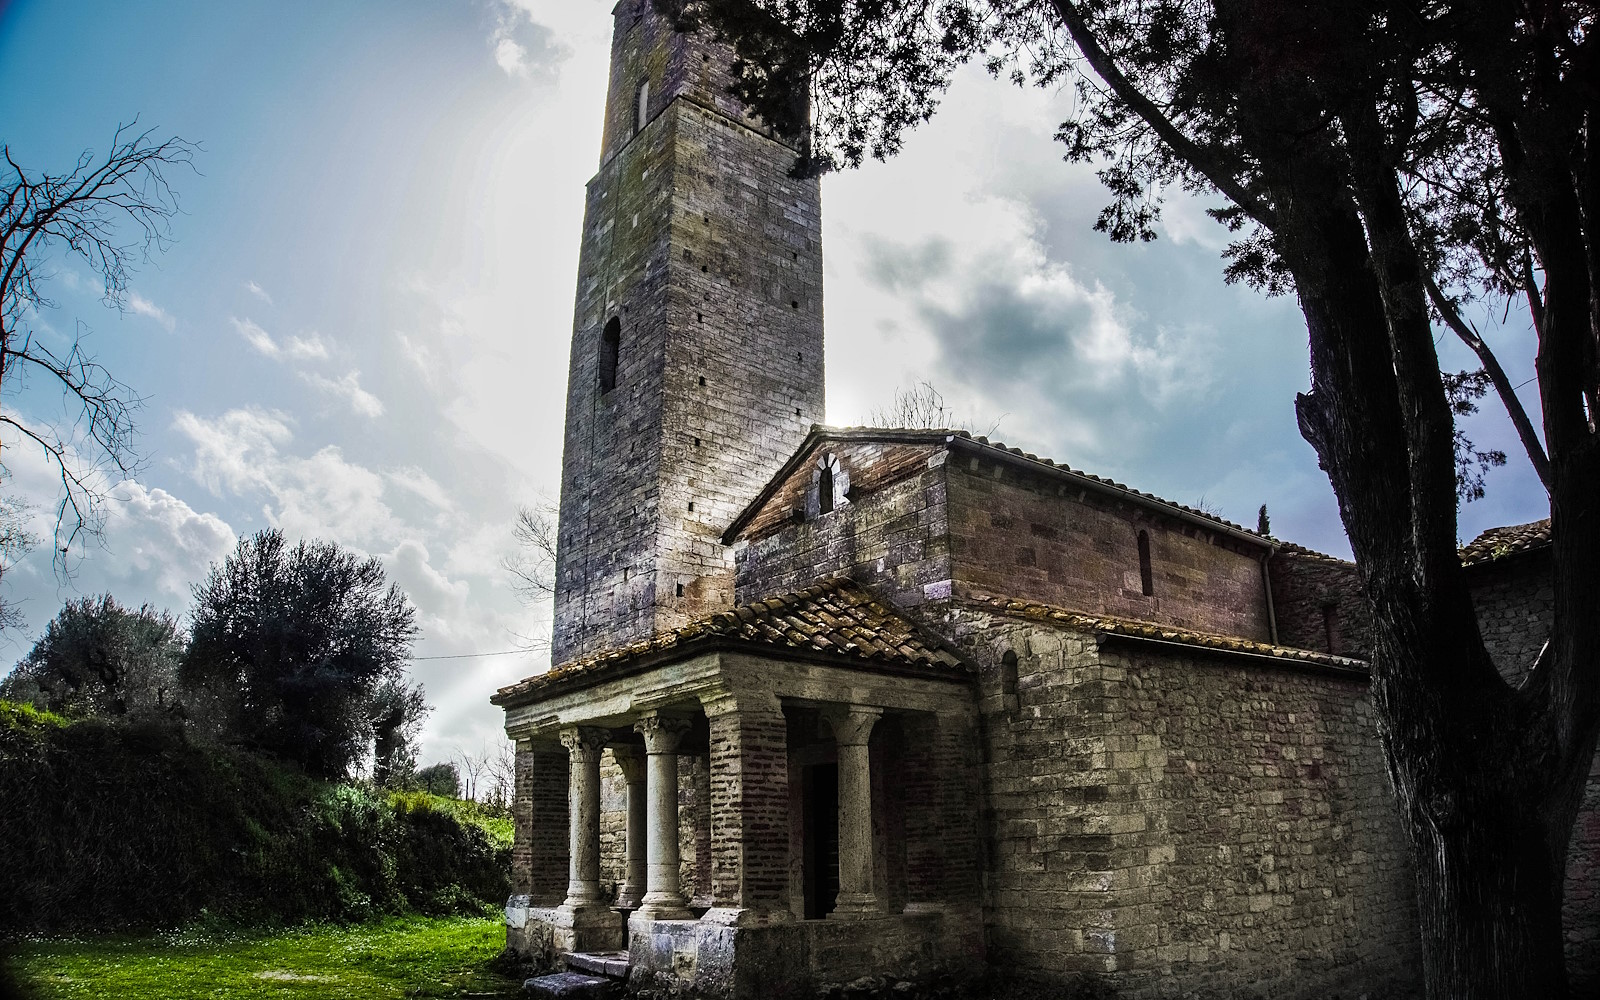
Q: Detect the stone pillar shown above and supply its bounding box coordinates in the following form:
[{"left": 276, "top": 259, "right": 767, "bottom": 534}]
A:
[
  {"left": 633, "top": 714, "right": 692, "bottom": 920},
  {"left": 613, "top": 746, "right": 648, "bottom": 911},
  {"left": 702, "top": 693, "right": 793, "bottom": 924},
  {"left": 560, "top": 726, "right": 610, "bottom": 909},
  {"left": 827, "top": 705, "right": 885, "bottom": 919}
]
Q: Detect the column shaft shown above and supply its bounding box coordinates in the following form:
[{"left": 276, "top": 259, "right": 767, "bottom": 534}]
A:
[
  {"left": 614, "top": 749, "right": 647, "bottom": 910},
  {"left": 635, "top": 715, "right": 691, "bottom": 919},
  {"left": 827, "top": 705, "right": 884, "bottom": 919},
  {"left": 560, "top": 727, "right": 608, "bottom": 909}
]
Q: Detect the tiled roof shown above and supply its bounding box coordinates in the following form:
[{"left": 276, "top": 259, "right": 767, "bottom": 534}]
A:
[
  {"left": 1274, "top": 541, "right": 1354, "bottom": 566},
  {"left": 491, "top": 578, "right": 965, "bottom": 707},
  {"left": 1460, "top": 519, "right": 1552, "bottom": 567},
  {"left": 957, "top": 591, "right": 1368, "bottom": 672},
  {"left": 723, "top": 424, "right": 1270, "bottom": 546}
]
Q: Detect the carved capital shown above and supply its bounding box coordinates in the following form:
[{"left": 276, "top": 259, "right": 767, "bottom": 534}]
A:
[
  {"left": 611, "top": 744, "right": 647, "bottom": 783},
  {"left": 823, "top": 705, "right": 883, "bottom": 747},
  {"left": 559, "top": 726, "right": 609, "bottom": 760},
  {"left": 634, "top": 713, "right": 690, "bottom": 754}
]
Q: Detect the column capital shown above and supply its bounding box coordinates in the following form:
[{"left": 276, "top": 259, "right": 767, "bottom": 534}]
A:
[
  {"left": 823, "top": 704, "right": 883, "bottom": 747},
  {"left": 611, "top": 744, "right": 647, "bottom": 783},
  {"left": 560, "top": 726, "right": 609, "bottom": 759},
  {"left": 634, "top": 713, "right": 690, "bottom": 754}
]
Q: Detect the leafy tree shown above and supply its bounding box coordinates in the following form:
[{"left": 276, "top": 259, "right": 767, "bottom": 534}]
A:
[
  {"left": 371, "top": 677, "right": 429, "bottom": 789},
  {"left": 0, "top": 594, "right": 182, "bottom": 718},
  {"left": 414, "top": 761, "right": 461, "bottom": 798},
  {"left": 182, "top": 529, "right": 419, "bottom": 781},
  {"left": 1, "top": 124, "right": 196, "bottom": 556},
  {"left": 672, "top": 1, "right": 1598, "bottom": 995}
]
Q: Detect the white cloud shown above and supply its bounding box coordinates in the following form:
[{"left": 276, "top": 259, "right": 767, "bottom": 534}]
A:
[
  {"left": 385, "top": 466, "right": 455, "bottom": 512},
  {"left": 233, "top": 317, "right": 331, "bottom": 362},
  {"left": 495, "top": 36, "right": 531, "bottom": 78},
  {"left": 487, "top": 0, "right": 576, "bottom": 81},
  {"left": 300, "top": 369, "right": 384, "bottom": 417},
  {"left": 245, "top": 280, "right": 273, "bottom": 305},
  {"left": 127, "top": 292, "right": 175, "bottom": 332}
]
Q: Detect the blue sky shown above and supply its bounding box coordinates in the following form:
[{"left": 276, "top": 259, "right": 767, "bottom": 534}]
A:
[{"left": 0, "top": 0, "right": 1549, "bottom": 762}]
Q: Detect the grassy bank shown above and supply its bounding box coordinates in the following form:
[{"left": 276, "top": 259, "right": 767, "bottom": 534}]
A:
[{"left": 7, "top": 915, "right": 522, "bottom": 999}]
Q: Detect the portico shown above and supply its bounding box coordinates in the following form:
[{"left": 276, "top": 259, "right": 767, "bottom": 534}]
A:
[{"left": 494, "top": 580, "right": 984, "bottom": 997}]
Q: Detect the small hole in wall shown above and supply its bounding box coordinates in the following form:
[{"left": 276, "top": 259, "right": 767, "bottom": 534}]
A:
[
  {"left": 702, "top": 54, "right": 710, "bottom": 62},
  {"left": 693, "top": 437, "right": 701, "bottom": 447},
  {"left": 792, "top": 252, "right": 798, "bottom": 260},
  {"left": 676, "top": 583, "right": 685, "bottom": 597},
  {"left": 688, "top": 502, "right": 695, "bottom": 512},
  {"left": 701, "top": 265, "right": 708, "bottom": 273},
  {"left": 797, "top": 351, "right": 802, "bottom": 361},
  {"left": 795, "top": 408, "right": 802, "bottom": 417},
  {"left": 791, "top": 300, "right": 799, "bottom": 309},
  {"left": 697, "top": 313, "right": 704, "bottom": 322},
  {"left": 699, "top": 376, "right": 706, "bottom": 386}
]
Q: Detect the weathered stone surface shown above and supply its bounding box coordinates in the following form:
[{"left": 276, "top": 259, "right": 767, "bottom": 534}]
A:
[{"left": 524, "top": 971, "right": 618, "bottom": 999}]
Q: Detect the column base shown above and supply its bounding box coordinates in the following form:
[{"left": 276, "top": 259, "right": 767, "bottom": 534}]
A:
[
  {"left": 700, "top": 905, "right": 795, "bottom": 927},
  {"left": 552, "top": 901, "right": 625, "bottom": 953}
]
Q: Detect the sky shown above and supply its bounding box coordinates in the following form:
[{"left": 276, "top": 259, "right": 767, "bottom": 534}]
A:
[{"left": 0, "top": 0, "right": 1549, "bottom": 764}]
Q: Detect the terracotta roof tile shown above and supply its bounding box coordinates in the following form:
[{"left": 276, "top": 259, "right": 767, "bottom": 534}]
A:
[
  {"left": 491, "top": 578, "right": 965, "bottom": 708},
  {"left": 1459, "top": 519, "right": 1552, "bottom": 566},
  {"left": 956, "top": 590, "right": 1368, "bottom": 672}
]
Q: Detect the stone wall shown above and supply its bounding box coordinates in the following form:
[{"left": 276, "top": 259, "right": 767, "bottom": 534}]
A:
[
  {"left": 735, "top": 451, "right": 951, "bottom": 608},
  {"left": 1465, "top": 550, "right": 1553, "bottom": 683},
  {"left": 945, "top": 456, "right": 1273, "bottom": 642},
  {"left": 552, "top": 1, "right": 822, "bottom": 663},
  {"left": 1267, "top": 546, "right": 1371, "bottom": 659},
  {"left": 938, "top": 603, "right": 1421, "bottom": 999}
]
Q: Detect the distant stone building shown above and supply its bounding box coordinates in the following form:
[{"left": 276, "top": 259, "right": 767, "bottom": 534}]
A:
[{"left": 493, "top": 3, "right": 1597, "bottom": 996}]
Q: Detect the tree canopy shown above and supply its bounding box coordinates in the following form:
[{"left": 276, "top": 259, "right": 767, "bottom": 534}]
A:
[
  {"left": 182, "top": 529, "right": 420, "bottom": 781},
  {"left": 1, "top": 594, "right": 183, "bottom": 718}
]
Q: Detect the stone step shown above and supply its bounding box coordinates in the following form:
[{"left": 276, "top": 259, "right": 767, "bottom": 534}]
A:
[
  {"left": 523, "top": 971, "right": 618, "bottom": 999},
  {"left": 563, "top": 950, "right": 631, "bottom": 980}
]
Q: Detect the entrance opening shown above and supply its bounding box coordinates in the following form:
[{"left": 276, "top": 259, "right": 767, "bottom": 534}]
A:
[{"left": 801, "top": 761, "right": 840, "bottom": 919}]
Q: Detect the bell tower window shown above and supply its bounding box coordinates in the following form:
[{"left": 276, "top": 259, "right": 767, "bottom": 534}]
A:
[
  {"left": 634, "top": 78, "right": 651, "bottom": 135},
  {"left": 599, "top": 317, "right": 621, "bottom": 394}
]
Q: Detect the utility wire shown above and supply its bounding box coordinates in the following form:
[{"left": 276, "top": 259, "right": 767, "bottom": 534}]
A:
[{"left": 411, "top": 649, "right": 533, "bottom": 661}]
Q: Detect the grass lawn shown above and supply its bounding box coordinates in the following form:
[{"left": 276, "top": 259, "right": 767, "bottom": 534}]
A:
[{"left": 7, "top": 915, "right": 524, "bottom": 999}]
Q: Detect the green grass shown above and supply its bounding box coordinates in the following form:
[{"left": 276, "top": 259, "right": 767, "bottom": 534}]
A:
[
  {"left": 388, "top": 792, "right": 514, "bottom": 852},
  {"left": 8, "top": 915, "right": 524, "bottom": 999}
]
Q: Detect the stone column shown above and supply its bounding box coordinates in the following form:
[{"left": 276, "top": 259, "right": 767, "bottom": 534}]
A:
[
  {"left": 633, "top": 713, "right": 692, "bottom": 920},
  {"left": 702, "top": 693, "right": 793, "bottom": 925},
  {"left": 560, "top": 726, "right": 610, "bottom": 910},
  {"left": 612, "top": 746, "right": 648, "bottom": 911},
  {"left": 827, "top": 705, "right": 885, "bottom": 919}
]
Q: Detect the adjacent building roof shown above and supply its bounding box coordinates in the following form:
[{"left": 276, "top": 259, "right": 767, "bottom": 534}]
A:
[
  {"left": 957, "top": 590, "right": 1369, "bottom": 674},
  {"left": 1459, "top": 519, "right": 1552, "bottom": 567},
  {"left": 723, "top": 425, "right": 1271, "bottom": 548},
  {"left": 491, "top": 578, "right": 967, "bottom": 709}
]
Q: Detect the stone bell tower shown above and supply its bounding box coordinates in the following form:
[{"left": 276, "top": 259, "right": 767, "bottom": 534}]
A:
[{"left": 550, "top": 0, "right": 825, "bottom": 664}]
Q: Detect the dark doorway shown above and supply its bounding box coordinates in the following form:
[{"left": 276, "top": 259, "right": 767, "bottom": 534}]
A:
[{"left": 802, "top": 761, "right": 840, "bottom": 919}]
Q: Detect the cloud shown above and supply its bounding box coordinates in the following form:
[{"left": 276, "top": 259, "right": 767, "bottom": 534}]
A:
[
  {"left": 300, "top": 370, "right": 384, "bottom": 417},
  {"left": 245, "top": 280, "right": 273, "bottom": 305},
  {"left": 488, "top": 1, "right": 571, "bottom": 81},
  {"left": 233, "top": 317, "right": 330, "bottom": 361},
  {"left": 127, "top": 292, "right": 175, "bottom": 331}
]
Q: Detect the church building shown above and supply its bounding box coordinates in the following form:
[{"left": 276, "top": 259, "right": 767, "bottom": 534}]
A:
[{"left": 492, "top": 3, "right": 1598, "bottom": 997}]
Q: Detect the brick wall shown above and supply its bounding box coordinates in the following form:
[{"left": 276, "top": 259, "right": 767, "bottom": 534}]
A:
[
  {"left": 553, "top": 1, "right": 821, "bottom": 663},
  {"left": 938, "top": 605, "right": 1420, "bottom": 998},
  {"left": 514, "top": 741, "right": 570, "bottom": 906},
  {"left": 1268, "top": 546, "right": 1371, "bottom": 658}
]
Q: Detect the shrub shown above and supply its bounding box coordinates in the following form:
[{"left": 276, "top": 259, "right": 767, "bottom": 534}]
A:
[{"left": 0, "top": 709, "right": 508, "bottom": 934}]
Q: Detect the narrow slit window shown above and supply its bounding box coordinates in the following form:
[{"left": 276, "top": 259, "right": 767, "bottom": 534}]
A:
[
  {"left": 1322, "top": 605, "right": 1338, "bottom": 653},
  {"left": 634, "top": 78, "right": 651, "bottom": 135},
  {"left": 818, "top": 464, "right": 834, "bottom": 515},
  {"left": 1001, "top": 650, "right": 1019, "bottom": 698},
  {"left": 598, "top": 317, "right": 621, "bottom": 394},
  {"left": 1137, "top": 530, "right": 1153, "bottom": 596}
]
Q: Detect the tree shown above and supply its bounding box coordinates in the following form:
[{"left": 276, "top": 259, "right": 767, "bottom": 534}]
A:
[
  {"left": 670, "top": 1, "right": 1598, "bottom": 995},
  {"left": 0, "top": 593, "right": 183, "bottom": 718},
  {"left": 182, "top": 529, "right": 420, "bottom": 781},
  {"left": 1, "top": 124, "right": 196, "bottom": 558},
  {"left": 414, "top": 761, "right": 461, "bottom": 798},
  {"left": 371, "top": 677, "right": 429, "bottom": 789},
  {"left": 0, "top": 489, "right": 36, "bottom": 632}
]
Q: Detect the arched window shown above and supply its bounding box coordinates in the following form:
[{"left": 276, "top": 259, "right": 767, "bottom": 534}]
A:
[
  {"left": 818, "top": 463, "right": 834, "bottom": 515},
  {"left": 634, "top": 78, "right": 651, "bottom": 135},
  {"left": 1137, "top": 530, "right": 1153, "bottom": 596},
  {"left": 599, "top": 317, "right": 620, "bottom": 394},
  {"left": 811, "top": 452, "right": 846, "bottom": 518},
  {"left": 1001, "top": 650, "right": 1019, "bottom": 698}
]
